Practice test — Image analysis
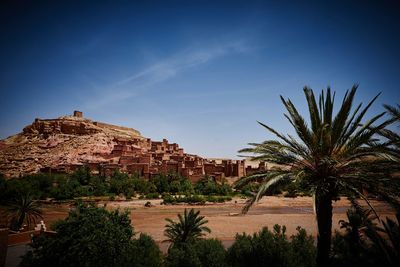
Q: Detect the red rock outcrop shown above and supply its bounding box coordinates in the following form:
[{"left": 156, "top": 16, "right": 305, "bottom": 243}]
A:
[{"left": 0, "top": 111, "right": 250, "bottom": 181}]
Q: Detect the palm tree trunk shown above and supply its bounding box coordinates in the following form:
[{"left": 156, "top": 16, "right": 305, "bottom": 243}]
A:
[
  {"left": 315, "top": 192, "right": 333, "bottom": 267},
  {"left": 16, "top": 213, "right": 25, "bottom": 231}
]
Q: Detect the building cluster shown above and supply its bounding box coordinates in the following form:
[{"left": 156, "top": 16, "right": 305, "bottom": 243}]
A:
[
  {"left": 6, "top": 110, "right": 268, "bottom": 182},
  {"left": 96, "top": 137, "right": 248, "bottom": 182}
]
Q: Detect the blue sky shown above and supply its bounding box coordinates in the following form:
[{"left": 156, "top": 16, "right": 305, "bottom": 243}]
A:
[{"left": 1, "top": 0, "right": 400, "bottom": 158}]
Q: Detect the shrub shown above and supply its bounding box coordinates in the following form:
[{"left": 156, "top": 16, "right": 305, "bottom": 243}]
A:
[
  {"left": 132, "top": 177, "right": 156, "bottom": 194},
  {"left": 166, "top": 239, "right": 227, "bottom": 267},
  {"left": 185, "top": 195, "right": 205, "bottom": 204},
  {"left": 20, "top": 203, "right": 162, "bottom": 267},
  {"left": 109, "top": 170, "right": 135, "bottom": 196},
  {"left": 192, "top": 239, "right": 227, "bottom": 267},
  {"left": 145, "top": 192, "right": 160, "bottom": 199},
  {"left": 239, "top": 183, "right": 259, "bottom": 197},
  {"left": 162, "top": 194, "right": 206, "bottom": 204},
  {"left": 151, "top": 173, "right": 194, "bottom": 194},
  {"left": 162, "top": 194, "right": 177, "bottom": 204},
  {"left": 194, "top": 176, "right": 232, "bottom": 196},
  {"left": 166, "top": 243, "right": 202, "bottom": 267},
  {"left": 20, "top": 203, "right": 133, "bottom": 266},
  {"left": 227, "top": 225, "right": 316, "bottom": 267},
  {"left": 127, "top": 233, "right": 163, "bottom": 267},
  {"left": 206, "top": 195, "right": 232, "bottom": 203}
]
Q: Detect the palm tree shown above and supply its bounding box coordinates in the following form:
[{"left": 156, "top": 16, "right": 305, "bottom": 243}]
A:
[
  {"left": 371, "top": 104, "right": 400, "bottom": 206},
  {"left": 338, "top": 199, "right": 379, "bottom": 247},
  {"left": 380, "top": 104, "right": 400, "bottom": 162},
  {"left": 377, "top": 208, "right": 400, "bottom": 266},
  {"left": 6, "top": 192, "right": 43, "bottom": 231},
  {"left": 235, "top": 85, "right": 391, "bottom": 266},
  {"left": 164, "top": 208, "right": 211, "bottom": 245}
]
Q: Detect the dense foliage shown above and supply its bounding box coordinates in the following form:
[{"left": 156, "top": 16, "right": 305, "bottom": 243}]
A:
[
  {"left": 227, "top": 224, "right": 316, "bottom": 267},
  {"left": 331, "top": 200, "right": 400, "bottom": 267},
  {"left": 0, "top": 169, "right": 236, "bottom": 203},
  {"left": 151, "top": 173, "right": 194, "bottom": 194},
  {"left": 164, "top": 209, "right": 227, "bottom": 267},
  {"left": 164, "top": 208, "right": 211, "bottom": 245},
  {"left": 5, "top": 192, "right": 43, "bottom": 231},
  {"left": 20, "top": 203, "right": 162, "bottom": 267},
  {"left": 18, "top": 203, "right": 400, "bottom": 267},
  {"left": 235, "top": 86, "right": 399, "bottom": 266},
  {"left": 166, "top": 239, "right": 227, "bottom": 267},
  {"left": 162, "top": 194, "right": 232, "bottom": 204},
  {"left": 194, "top": 176, "right": 232, "bottom": 195}
]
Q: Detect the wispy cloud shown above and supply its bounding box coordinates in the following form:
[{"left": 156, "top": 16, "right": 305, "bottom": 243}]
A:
[{"left": 84, "top": 40, "right": 251, "bottom": 109}]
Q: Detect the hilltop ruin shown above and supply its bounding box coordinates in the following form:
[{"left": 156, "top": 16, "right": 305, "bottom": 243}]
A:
[{"left": 0, "top": 111, "right": 265, "bottom": 181}]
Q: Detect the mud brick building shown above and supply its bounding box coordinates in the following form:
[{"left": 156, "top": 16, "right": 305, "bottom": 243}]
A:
[{"left": 0, "top": 111, "right": 264, "bottom": 182}]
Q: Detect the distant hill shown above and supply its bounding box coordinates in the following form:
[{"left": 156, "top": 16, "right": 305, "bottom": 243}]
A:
[{"left": 0, "top": 111, "right": 253, "bottom": 180}]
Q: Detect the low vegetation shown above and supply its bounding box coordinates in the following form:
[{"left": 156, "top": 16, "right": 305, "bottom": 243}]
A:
[
  {"left": 331, "top": 200, "right": 400, "bottom": 267},
  {"left": 0, "top": 169, "right": 235, "bottom": 203},
  {"left": 235, "top": 87, "right": 400, "bottom": 266},
  {"left": 227, "top": 225, "right": 316, "bottom": 267},
  {"left": 20, "top": 203, "right": 163, "bottom": 267}
]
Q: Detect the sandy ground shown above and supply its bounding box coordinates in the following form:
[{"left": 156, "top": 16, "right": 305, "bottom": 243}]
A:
[{"left": 39, "top": 196, "right": 395, "bottom": 249}]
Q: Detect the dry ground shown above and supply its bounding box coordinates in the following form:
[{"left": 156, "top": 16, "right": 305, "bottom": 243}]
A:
[{"left": 39, "top": 196, "right": 395, "bottom": 250}]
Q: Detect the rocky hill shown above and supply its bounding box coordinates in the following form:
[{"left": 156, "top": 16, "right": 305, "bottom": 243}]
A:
[
  {"left": 0, "top": 111, "right": 143, "bottom": 177},
  {"left": 0, "top": 111, "right": 261, "bottom": 180}
]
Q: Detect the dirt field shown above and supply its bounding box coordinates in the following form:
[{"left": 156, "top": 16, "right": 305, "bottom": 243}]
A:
[{"left": 39, "top": 196, "right": 395, "bottom": 250}]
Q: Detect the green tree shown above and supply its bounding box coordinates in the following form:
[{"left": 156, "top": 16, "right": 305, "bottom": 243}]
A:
[
  {"left": 194, "top": 176, "right": 232, "bottom": 196},
  {"left": 377, "top": 104, "right": 400, "bottom": 201},
  {"left": 164, "top": 208, "right": 211, "bottom": 245},
  {"left": 381, "top": 103, "right": 400, "bottom": 162},
  {"left": 20, "top": 203, "right": 162, "bottom": 267},
  {"left": 72, "top": 166, "right": 92, "bottom": 185},
  {"left": 331, "top": 201, "right": 400, "bottom": 267},
  {"left": 236, "top": 86, "right": 391, "bottom": 266},
  {"left": 166, "top": 239, "right": 227, "bottom": 267},
  {"left": 126, "top": 233, "right": 164, "bottom": 267},
  {"left": 152, "top": 173, "right": 171, "bottom": 193},
  {"left": 227, "top": 225, "right": 315, "bottom": 267},
  {"left": 6, "top": 192, "right": 43, "bottom": 231},
  {"left": 331, "top": 200, "right": 379, "bottom": 267}
]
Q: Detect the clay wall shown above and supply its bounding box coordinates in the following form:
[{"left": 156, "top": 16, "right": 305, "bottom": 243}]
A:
[
  {"left": 138, "top": 155, "right": 151, "bottom": 164},
  {"left": 184, "top": 160, "right": 195, "bottom": 168},
  {"left": 126, "top": 163, "right": 149, "bottom": 176}
]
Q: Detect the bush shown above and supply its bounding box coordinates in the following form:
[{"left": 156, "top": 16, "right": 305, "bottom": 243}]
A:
[
  {"left": 20, "top": 203, "right": 133, "bottom": 266},
  {"left": 162, "top": 194, "right": 206, "bottom": 205},
  {"left": 239, "top": 183, "right": 259, "bottom": 197},
  {"left": 145, "top": 192, "right": 160, "bottom": 199},
  {"left": 206, "top": 195, "right": 232, "bottom": 203},
  {"left": 151, "top": 173, "right": 194, "bottom": 194},
  {"left": 20, "top": 203, "right": 162, "bottom": 267},
  {"left": 227, "top": 225, "right": 316, "bottom": 267},
  {"left": 192, "top": 239, "right": 227, "bottom": 267},
  {"left": 166, "top": 243, "right": 202, "bottom": 267},
  {"left": 127, "top": 233, "right": 163, "bottom": 267},
  {"left": 1, "top": 170, "right": 196, "bottom": 201},
  {"left": 132, "top": 177, "right": 156, "bottom": 194},
  {"left": 162, "top": 193, "right": 177, "bottom": 204},
  {"left": 162, "top": 194, "right": 232, "bottom": 205},
  {"left": 185, "top": 195, "right": 205, "bottom": 204},
  {"left": 166, "top": 239, "right": 227, "bottom": 267},
  {"left": 194, "top": 176, "right": 232, "bottom": 196}
]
